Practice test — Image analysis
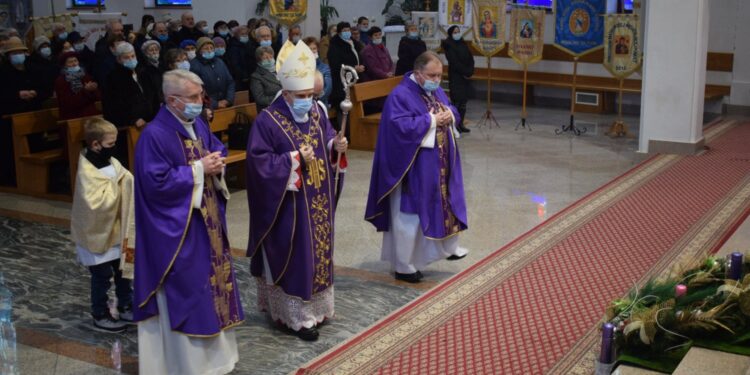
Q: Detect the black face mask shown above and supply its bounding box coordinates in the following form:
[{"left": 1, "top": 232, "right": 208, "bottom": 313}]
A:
[{"left": 86, "top": 145, "right": 116, "bottom": 168}]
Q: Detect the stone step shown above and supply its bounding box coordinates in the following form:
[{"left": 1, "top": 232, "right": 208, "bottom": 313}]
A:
[{"left": 672, "top": 347, "right": 750, "bottom": 375}]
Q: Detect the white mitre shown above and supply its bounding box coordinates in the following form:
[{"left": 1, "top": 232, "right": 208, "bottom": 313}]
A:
[
  {"left": 278, "top": 40, "right": 316, "bottom": 91},
  {"left": 275, "top": 40, "right": 295, "bottom": 73}
]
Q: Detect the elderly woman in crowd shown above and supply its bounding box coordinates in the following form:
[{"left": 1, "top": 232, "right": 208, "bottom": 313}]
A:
[
  {"left": 103, "top": 42, "right": 160, "bottom": 129},
  {"left": 55, "top": 51, "right": 100, "bottom": 120},
  {"left": 29, "top": 36, "right": 58, "bottom": 91},
  {"left": 249, "top": 45, "right": 281, "bottom": 112},
  {"left": 360, "top": 26, "right": 394, "bottom": 82},
  {"left": 164, "top": 48, "right": 190, "bottom": 71},
  {"left": 395, "top": 21, "right": 427, "bottom": 76},
  {"left": 190, "top": 37, "right": 234, "bottom": 109},
  {"left": 303, "top": 37, "right": 332, "bottom": 106}
]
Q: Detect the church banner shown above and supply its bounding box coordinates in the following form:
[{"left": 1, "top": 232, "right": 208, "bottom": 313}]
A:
[
  {"left": 554, "top": 0, "right": 605, "bottom": 57},
  {"left": 471, "top": 0, "right": 506, "bottom": 56},
  {"left": 603, "top": 14, "right": 641, "bottom": 78},
  {"left": 440, "top": 0, "right": 473, "bottom": 34},
  {"left": 508, "top": 7, "right": 545, "bottom": 66},
  {"left": 270, "top": 0, "right": 308, "bottom": 27},
  {"left": 31, "top": 14, "right": 74, "bottom": 40}
]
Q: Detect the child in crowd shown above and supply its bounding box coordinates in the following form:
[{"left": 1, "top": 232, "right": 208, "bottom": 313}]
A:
[{"left": 70, "top": 118, "right": 135, "bottom": 332}]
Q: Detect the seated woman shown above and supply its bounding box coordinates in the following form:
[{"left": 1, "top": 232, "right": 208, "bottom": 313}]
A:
[
  {"left": 55, "top": 52, "right": 101, "bottom": 120},
  {"left": 249, "top": 46, "right": 281, "bottom": 112},
  {"left": 164, "top": 48, "right": 190, "bottom": 71},
  {"left": 303, "top": 37, "right": 332, "bottom": 106},
  {"left": 189, "top": 37, "right": 234, "bottom": 109}
]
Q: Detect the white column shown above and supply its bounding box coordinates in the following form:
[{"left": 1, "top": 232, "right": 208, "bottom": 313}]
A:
[
  {"left": 638, "top": 0, "right": 710, "bottom": 154},
  {"left": 301, "top": 0, "right": 322, "bottom": 38}
]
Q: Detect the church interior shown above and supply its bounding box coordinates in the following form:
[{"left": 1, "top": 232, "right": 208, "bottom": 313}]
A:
[{"left": 0, "top": 0, "right": 749, "bottom": 374}]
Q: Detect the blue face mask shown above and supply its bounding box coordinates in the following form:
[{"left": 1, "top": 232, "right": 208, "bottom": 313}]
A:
[
  {"left": 10, "top": 53, "right": 26, "bottom": 65},
  {"left": 175, "top": 97, "right": 203, "bottom": 120},
  {"left": 219, "top": 30, "right": 229, "bottom": 37},
  {"left": 292, "top": 97, "right": 313, "bottom": 117},
  {"left": 341, "top": 31, "right": 352, "bottom": 41},
  {"left": 215, "top": 48, "right": 225, "bottom": 56},
  {"left": 372, "top": 38, "right": 382, "bottom": 45},
  {"left": 202, "top": 51, "right": 215, "bottom": 60},
  {"left": 452, "top": 33, "right": 462, "bottom": 41},
  {"left": 177, "top": 60, "right": 191, "bottom": 70},
  {"left": 123, "top": 58, "right": 138, "bottom": 70},
  {"left": 239, "top": 36, "right": 250, "bottom": 44},
  {"left": 260, "top": 39, "right": 272, "bottom": 47},
  {"left": 65, "top": 65, "right": 81, "bottom": 74},
  {"left": 422, "top": 79, "right": 440, "bottom": 92},
  {"left": 408, "top": 31, "right": 420, "bottom": 39},
  {"left": 291, "top": 36, "right": 300, "bottom": 44},
  {"left": 260, "top": 59, "right": 275, "bottom": 72},
  {"left": 157, "top": 34, "right": 169, "bottom": 42},
  {"left": 40, "top": 47, "right": 52, "bottom": 58},
  {"left": 74, "top": 43, "right": 85, "bottom": 52},
  {"left": 58, "top": 32, "right": 68, "bottom": 40}
]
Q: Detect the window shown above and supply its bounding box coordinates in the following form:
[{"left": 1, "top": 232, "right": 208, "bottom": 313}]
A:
[
  {"left": 156, "top": 0, "right": 191, "bottom": 6},
  {"left": 72, "top": 0, "right": 105, "bottom": 7}
]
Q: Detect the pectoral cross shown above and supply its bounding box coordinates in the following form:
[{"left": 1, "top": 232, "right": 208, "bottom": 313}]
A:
[{"left": 306, "top": 157, "right": 327, "bottom": 189}]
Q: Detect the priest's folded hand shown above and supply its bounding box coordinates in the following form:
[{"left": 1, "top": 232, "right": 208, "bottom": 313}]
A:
[
  {"left": 300, "top": 145, "right": 315, "bottom": 164},
  {"left": 202, "top": 151, "right": 225, "bottom": 176}
]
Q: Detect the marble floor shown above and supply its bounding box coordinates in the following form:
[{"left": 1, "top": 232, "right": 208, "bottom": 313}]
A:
[{"left": 0, "top": 101, "right": 747, "bottom": 374}]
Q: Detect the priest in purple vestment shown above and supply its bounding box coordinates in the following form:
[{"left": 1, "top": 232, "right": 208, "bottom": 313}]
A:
[
  {"left": 365, "top": 51, "right": 469, "bottom": 284},
  {"left": 246, "top": 41, "right": 348, "bottom": 341},
  {"left": 133, "top": 69, "right": 244, "bottom": 374}
]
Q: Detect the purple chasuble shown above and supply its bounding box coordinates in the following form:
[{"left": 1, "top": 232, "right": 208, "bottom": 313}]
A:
[
  {"left": 245, "top": 97, "right": 340, "bottom": 300},
  {"left": 365, "top": 73, "right": 468, "bottom": 239},
  {"left": 133, "top": 106, "right": 244, "bottom": 335}
]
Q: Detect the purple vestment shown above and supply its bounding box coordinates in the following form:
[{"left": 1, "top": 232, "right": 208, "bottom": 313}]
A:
[
  {"left": 365, "top": 73, "right": 468, "bottom": 239},
  {"left": 133, "top": 106, "right": 244, "bottom": 335},
  {"left": 245, "top": 97, "right": 341, "bottom": 300}
]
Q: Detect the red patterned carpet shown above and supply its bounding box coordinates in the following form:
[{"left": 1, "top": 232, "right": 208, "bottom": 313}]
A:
[{"left": 298, "top": 120, "right": 750, "bottom": 375}]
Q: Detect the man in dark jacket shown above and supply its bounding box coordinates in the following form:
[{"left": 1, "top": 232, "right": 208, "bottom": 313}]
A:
[
  {"left": 69, "top": 31, "right": 96, "bottom": 74},
  {"left": 0, "top": 37, "right": 54, "bottom": 185},
  {"left": 175, "top": 12, "right": 205, "bottom": 43},
  {"left": 396, "top": 22, "right": 427, "bottom": 76},
  {"left": 226, "top": 25, "right": 255, "bottom": 91},
  {"left": 95, "top": 19, "right": 124, "bottom": 62}
]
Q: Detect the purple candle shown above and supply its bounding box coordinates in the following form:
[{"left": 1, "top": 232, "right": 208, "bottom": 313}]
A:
[
  {"left": 599, "top": 323, "right": 615, "bottom": 364},
  {"left": 729, "top": 252, "right": 743, "bottom": 280}
]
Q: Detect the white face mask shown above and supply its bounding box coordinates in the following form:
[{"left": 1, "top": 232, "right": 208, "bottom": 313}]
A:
[{"left": 186, "top": 50, "right": 196, "bottom": 60}]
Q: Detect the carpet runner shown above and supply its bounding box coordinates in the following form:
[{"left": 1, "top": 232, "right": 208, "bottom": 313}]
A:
[{"left": 297, "top": 120, "right": 750, "bottom": 375}]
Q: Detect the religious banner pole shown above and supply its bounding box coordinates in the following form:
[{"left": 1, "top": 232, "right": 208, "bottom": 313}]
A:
[
  {"left": 552, "top": 0, "right": 606, "bottom": 136},
  {"left": 602, "top": 13, "right": 641, "bottom": 138},
  {"left": 472, "top": 0, "right": 506, "bottom": 130},
  {"left": 334, "top": 65, "right": 358, "bottom": 197},
  {"left": 508, "top": 5, "right": 544, "bottom": 131}
]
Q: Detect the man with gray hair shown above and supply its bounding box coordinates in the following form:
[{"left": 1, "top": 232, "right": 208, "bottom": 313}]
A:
[
  {"left": 365, "top": 51, "right": 469, "bottom": 284},
  {"left": 95, "top": 18, "right": 124, "bottom": 58},
  {"left": 133, "top": 69, "right": 243, "bottom": 374},
  {"left": 254, "top": 25, "right": 273, "bottom": 48},
  {"left": 177, "top": 11, "right": 205, "bottom": 43},
  {"left": 50, "top": 22, "right": 68, "bottom": 55}
]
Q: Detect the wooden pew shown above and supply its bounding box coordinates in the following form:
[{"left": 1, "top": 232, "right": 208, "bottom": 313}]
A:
[
  {"left": 235, "top": 90, "right": 250, "bottom": 105},
  {"left": 349, "top": 76, "right": 402, "bottom": 151},
  {"left": 10, "top": 108, "right": 67, "bottom": 200},
  {"left": 210, "top": 103, "right": 258, "bottom": 164}
]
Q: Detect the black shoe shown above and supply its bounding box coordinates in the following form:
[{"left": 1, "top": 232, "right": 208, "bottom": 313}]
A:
[
  {"left": 92, "top": 312, "right": 128, "bottom": 333},
  {"left": 395, "top": 272, "right": 422, "bottom": 283},
  {"left": 117, "top": 305, "right": 136, "bottom": 325},
  {"left": 458, "top": 125, "right": 471, "bottom": 133},
  {"left": 446, "top": 254, "right": 467, "bottom": 261},
  {"left": 293, "top": 327, "right": 319, "bottom": 341}
]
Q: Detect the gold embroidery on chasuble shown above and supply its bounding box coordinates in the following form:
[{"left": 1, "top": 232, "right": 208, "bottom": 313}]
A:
[
  {"left": 273, "top": 110, "right": 334, "bottom": 291},
  {"left": 421, "top": 95, "right": 461, "bottom": 237},
  {"left": 182, "top": 136, "right": 241, "bottom": 328}
]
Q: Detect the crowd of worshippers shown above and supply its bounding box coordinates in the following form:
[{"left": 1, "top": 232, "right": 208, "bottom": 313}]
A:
[{"left": 0, "top": 13, "right": 474, "bottom": 133}]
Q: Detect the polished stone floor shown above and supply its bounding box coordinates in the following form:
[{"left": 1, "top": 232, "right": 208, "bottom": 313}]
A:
[{"left": 0, "top": 101, "right": 746, "bottom": 374}]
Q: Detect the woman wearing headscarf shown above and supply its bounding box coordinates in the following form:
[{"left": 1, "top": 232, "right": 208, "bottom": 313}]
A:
[
  {"left": 442, "top": 25, "right": 474, "bottom": 133},
  {"left": 55, "top": 51, "right": 100, "bottom": 120}
]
